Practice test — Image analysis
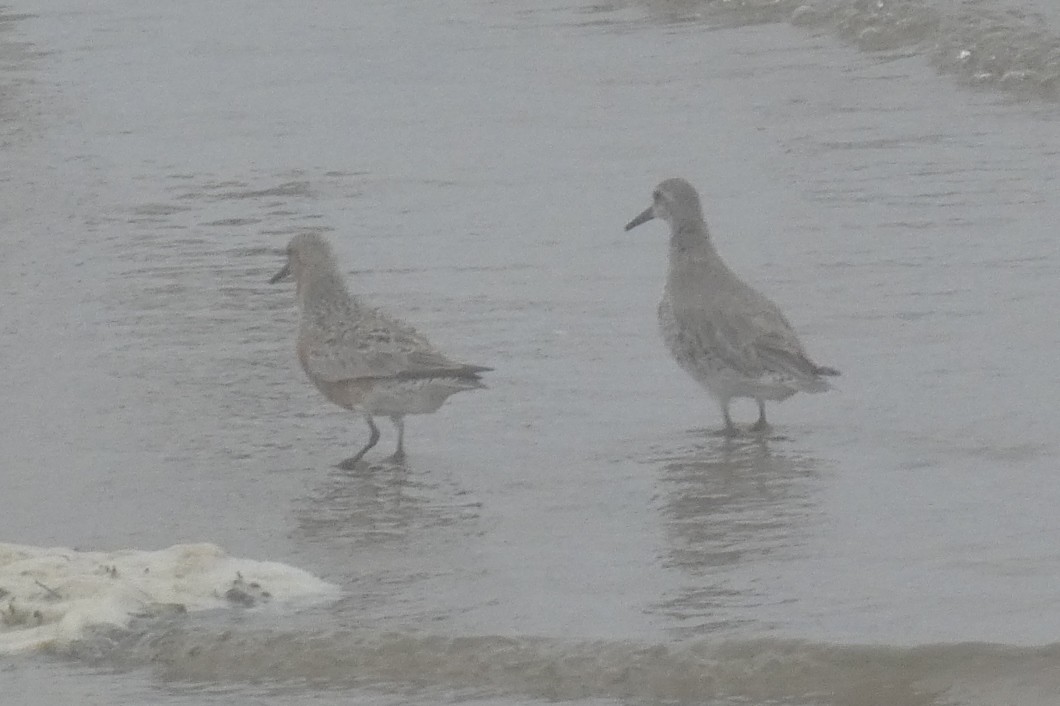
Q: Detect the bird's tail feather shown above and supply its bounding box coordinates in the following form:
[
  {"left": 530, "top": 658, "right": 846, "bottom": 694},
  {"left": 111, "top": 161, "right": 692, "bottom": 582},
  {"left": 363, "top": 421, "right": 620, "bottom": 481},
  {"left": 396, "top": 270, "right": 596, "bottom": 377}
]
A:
[{"left": 757, "top": 345, "right": 839, "bottom": 393}]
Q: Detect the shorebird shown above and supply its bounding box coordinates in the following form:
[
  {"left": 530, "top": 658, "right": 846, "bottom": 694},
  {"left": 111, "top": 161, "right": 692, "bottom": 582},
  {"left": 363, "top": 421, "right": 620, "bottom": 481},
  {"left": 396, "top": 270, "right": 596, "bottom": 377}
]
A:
[
  {"left": 269, "top": 233, "right": 491, "bottom": 467},
  {"left": 625, "top": 178, "right": 838, "bottom": 436}
]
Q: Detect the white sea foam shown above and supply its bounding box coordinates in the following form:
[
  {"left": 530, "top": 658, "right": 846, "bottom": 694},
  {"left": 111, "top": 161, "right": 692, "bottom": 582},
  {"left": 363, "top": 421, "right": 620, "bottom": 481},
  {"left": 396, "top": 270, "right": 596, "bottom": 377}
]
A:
[{"left": 0, "top": 542, "right": 339, "bottom": 654}]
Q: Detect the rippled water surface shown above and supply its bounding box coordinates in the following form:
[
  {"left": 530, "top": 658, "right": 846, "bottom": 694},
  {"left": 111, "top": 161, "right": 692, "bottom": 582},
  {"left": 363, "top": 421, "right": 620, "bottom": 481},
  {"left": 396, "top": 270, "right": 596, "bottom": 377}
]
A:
[{"left": 1, "top": 0, "right": 1059, "bottom": 704}]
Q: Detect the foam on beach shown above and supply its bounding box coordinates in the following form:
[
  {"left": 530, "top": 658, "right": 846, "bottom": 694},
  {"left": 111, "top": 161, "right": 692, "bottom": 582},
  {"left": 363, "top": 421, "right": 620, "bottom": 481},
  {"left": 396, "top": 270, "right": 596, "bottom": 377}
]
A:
[{"left": 0, "top": 542, "right": 339, "bottom": 654}]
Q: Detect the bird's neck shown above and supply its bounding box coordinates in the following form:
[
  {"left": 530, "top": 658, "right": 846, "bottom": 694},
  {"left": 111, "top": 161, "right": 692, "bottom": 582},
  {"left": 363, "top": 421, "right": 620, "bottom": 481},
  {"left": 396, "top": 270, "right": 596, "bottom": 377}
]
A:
[
  {"left": 297, "top": 271, "right": 357, "bottom": 317},
  {"left": 668, "top": 221, "right": 722, "bottom": 266}
]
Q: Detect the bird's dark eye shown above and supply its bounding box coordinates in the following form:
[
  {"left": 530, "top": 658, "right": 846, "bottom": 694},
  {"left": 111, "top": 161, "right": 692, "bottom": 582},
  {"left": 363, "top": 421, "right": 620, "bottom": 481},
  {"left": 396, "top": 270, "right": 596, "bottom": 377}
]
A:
[{"left": 652, "top": 190, "right": 661, "bottom": 201}]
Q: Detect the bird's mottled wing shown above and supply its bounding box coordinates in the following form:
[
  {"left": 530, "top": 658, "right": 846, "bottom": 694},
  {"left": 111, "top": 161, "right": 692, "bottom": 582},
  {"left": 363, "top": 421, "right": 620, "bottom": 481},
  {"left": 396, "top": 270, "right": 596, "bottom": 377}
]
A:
[
  {"left": 299, "top": 326, "right": 375, "bottom": 381},
  {"left": 673, "top": 292, "right": 821, "bottom": 383},
  {"left": 743, "top": 305, "right": 828, "bottom": 383},
  {"left": 301, "top": 306, "right": 470, "bottom": 382},
  {"left": 669, "top": 296, "right": 758, "bottom": 375}
]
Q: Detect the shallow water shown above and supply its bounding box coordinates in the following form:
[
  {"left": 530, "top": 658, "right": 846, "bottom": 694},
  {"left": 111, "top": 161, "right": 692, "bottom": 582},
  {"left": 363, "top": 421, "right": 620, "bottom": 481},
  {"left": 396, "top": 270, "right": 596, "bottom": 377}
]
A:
[{"left": 1, "top": 0, "right": 1059, "bottom": 704}]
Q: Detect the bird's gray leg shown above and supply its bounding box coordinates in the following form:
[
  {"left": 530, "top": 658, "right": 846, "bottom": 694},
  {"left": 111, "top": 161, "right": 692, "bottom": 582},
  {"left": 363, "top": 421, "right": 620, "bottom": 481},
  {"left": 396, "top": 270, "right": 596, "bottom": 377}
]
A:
[
  {"left": 750, "top": 399, "right": 770, "bottom": 433},
  {"left": 339, "top": 414, "right": 380, "bottom": 469},
  {"left": 720, "top": 399, "right": 739, "bottom": 437},
  {"left": 385, "top": 416, "right": 406, "bottom": 463}
]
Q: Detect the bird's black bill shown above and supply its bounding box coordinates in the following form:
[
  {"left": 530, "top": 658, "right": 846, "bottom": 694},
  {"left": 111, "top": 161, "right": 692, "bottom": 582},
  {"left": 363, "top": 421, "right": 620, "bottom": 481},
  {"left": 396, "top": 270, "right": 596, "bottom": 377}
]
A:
[
  {"left": 269, "top": 263, "right": 292, "bottom": 284},
  {"left": 624, "top": 207, "right": 654, "bottom": 231}
]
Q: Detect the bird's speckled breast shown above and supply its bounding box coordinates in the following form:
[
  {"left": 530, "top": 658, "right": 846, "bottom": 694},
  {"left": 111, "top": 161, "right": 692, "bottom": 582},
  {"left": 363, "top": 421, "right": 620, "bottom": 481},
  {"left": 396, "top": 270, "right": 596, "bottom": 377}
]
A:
[{"left": 657, "top": 292, "right": 719, "bottom": 378}]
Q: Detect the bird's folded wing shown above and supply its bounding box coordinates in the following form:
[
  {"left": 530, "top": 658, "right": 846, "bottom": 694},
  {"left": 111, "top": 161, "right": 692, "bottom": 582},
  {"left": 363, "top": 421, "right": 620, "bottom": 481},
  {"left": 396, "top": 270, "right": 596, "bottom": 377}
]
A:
[
  {"left": 400, "top": 351, "right": 491, "bottom": 379},
  {"left": 301, "top": 312, "right": 485, "bottom": 383},
  {"left": 672, "top": 299, "right": 759, "bottom": 374},
  {"left": 676, "top": 299, "right": 823, "bottom": 382},
  {"left": 301, "top": 334, "right": 378, "bottom": 381},
  {"left": 755, "top": 339, "right": 823, "bottom": 379},
  {"left": 748, "top": 310, "right": 828, "bottom": 382}
]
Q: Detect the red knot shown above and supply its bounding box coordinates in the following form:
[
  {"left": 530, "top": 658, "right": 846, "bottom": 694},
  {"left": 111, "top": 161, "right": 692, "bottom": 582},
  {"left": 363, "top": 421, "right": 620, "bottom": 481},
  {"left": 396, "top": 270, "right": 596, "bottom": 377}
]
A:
[
  {"left": 625, "top": 178, "right": 838, "bottom": 436},
  {"left": 270, "top": 233, "right": 490, "bottom": 467}
]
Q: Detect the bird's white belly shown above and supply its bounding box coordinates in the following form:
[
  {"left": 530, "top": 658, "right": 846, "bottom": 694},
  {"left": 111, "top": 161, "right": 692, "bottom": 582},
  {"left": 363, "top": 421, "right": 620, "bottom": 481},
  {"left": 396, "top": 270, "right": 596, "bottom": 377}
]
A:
[
  {"left": 308, "top": 373, "right": 479, "bottom": 417},
  {"left": 361, "top": 379, "right": 458, "bottom": 416}
]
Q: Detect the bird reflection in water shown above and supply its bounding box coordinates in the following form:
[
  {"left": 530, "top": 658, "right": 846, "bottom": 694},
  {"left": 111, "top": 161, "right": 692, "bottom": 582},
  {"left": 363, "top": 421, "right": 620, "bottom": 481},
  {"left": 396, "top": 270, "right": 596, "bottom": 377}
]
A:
[{"left": 652, "top": 436, "right": 823, "bottom": 635}]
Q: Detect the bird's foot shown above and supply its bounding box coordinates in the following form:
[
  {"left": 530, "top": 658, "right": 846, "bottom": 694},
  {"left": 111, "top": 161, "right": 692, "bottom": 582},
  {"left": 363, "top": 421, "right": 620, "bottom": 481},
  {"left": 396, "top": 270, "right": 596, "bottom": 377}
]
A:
[
  {"left": 749, "top": 419, "right": 771, "bottom": 434},
  {"left": 337, "top": 455, "right": 367, "bottom": 471},
  {"left": 382, "top": 450, "right": 406, "bottom": 466}
]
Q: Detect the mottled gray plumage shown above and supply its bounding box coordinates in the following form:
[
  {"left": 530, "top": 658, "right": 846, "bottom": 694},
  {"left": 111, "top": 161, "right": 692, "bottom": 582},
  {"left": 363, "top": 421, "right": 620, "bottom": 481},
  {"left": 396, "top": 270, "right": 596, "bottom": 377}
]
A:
[
  {"left": 625, "top": 178, "right": 838, "bottom": 435},
  {"left": 270, "top": 233, "right": 490, "bottom": 466}
]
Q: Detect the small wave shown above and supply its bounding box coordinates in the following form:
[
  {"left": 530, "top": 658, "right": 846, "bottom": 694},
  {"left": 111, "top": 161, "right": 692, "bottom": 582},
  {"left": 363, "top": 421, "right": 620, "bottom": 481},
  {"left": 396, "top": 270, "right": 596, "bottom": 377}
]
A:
[
  {"left": 632, "top": 0, "right": 1060, "bottom": 101},
  {"left": 53, "top": 626, "right": 1060, "bottom": 706},
  {"left": 0, "top": 542, "right": 338, "bottom": 654}
]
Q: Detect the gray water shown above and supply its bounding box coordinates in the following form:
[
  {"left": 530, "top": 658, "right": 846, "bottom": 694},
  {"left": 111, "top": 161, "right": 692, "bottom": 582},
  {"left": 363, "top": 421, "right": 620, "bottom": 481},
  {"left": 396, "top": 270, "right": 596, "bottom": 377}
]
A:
[{"left": 2, "top": 0, "right": 1059, "bottom": 704}]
